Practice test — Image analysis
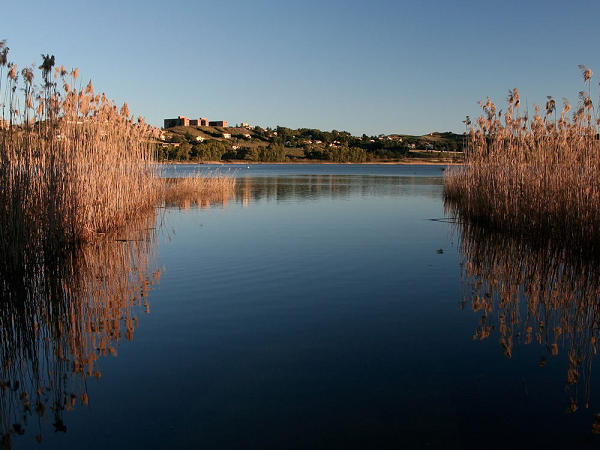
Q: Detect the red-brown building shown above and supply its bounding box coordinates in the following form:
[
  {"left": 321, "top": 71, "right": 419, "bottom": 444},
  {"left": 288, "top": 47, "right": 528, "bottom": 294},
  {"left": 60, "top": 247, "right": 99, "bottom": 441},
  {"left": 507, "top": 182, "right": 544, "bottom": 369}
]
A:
[
  {"left": 164, "top": 116, "right": 190, "bottom": 128},
  {"left": 189, "top": 117, "right": 209, "bottom": 126},
  {"left": 164, "top": 116, "right": 228, "bottom": 129}
]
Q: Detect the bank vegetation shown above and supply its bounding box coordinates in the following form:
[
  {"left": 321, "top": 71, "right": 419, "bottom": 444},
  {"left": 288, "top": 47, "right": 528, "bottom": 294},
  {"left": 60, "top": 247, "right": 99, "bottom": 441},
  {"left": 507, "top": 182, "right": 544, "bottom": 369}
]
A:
[{"left": 160, "top": 125, "right": 464, "bottom": 164}]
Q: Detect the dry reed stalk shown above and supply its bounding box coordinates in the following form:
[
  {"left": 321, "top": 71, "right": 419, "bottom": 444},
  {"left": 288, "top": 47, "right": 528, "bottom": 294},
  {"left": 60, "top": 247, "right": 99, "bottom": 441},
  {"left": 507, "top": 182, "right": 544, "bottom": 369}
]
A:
[{"left": 445, "top": 69, "right": 600, "bottom": 252}]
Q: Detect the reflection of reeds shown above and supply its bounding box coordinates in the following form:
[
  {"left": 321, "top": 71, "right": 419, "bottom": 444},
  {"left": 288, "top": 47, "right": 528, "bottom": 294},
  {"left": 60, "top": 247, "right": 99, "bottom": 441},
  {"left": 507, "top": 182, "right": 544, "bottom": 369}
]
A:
[
  {"left": 444, "top": 68, "right": 600, "bottom": 251},
  {"left": 0, "top": 211, "right": 160, "bottom": 448},
  {"left": 0, "top": 42, "right": 235, "bottom": 447},
  {"left": 454, "top": 217, "right": 600, "bottom": 414}
]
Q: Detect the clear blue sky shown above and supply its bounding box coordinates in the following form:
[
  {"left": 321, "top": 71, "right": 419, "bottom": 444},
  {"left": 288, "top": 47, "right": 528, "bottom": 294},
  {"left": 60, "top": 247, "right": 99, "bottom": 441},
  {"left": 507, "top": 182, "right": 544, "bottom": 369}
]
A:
[{"left": 3, "top": 0, "right": 599, "bottom": 136}]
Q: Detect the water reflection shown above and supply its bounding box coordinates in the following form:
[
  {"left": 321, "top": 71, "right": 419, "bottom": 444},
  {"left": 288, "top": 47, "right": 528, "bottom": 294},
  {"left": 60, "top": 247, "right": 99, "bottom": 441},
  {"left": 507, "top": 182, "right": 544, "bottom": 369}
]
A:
[
  {"left": 0, "top": 213, "right": 161, "bottom": 448},
  {"left": 236, "top": 174, "right": 443, "bottom": 206},
  {"left": 164, "top": 192, "right": 232, "bottom": 211},
  {"left": 455, "top": 218, "right": 600, "bottom": 416}
]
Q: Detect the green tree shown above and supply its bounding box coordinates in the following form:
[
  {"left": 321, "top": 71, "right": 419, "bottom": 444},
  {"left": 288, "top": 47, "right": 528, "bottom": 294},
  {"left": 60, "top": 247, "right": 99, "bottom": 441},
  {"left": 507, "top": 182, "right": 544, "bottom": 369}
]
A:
[
  {"left": 258, "top": 143, "right": 287, "bottom": 162},
  {"left": 177, "top": 141, "right": 192, "bottom": 160},
  {"left": 246, "top": 147, "right": 260, "bottom": 161},
  {"left": 191, "top": 140, "right": 228, "bottom": 161}
]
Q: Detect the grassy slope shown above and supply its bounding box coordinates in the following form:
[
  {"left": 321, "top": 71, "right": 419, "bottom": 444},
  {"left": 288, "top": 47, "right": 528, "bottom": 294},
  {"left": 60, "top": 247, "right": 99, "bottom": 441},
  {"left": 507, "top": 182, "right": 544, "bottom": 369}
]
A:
[{"left": 163, "top": 126, "right": 464, "bottom": 163}]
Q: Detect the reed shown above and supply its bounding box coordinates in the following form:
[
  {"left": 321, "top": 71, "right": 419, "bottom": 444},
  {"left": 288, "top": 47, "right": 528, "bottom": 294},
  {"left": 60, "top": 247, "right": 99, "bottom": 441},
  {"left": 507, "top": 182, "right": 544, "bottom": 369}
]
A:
[
  {"left": 0, "top": 42, "right": 235, "bottom": 277},
  {"left": 0, "top": 45, "right": 160, "bottom": 268},
  {"left": 444, "top": 68, "right": 600, "bottom": 252},
  {"left": 162, "top": 169, "right": 236, "bottom": 207}
]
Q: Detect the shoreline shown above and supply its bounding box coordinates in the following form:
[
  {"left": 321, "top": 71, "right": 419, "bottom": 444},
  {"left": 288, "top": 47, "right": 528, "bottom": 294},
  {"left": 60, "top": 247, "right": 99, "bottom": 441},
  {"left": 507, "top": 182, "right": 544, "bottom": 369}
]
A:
[{"left": 158, "top": 159, "right": 461, "bottom": 166}]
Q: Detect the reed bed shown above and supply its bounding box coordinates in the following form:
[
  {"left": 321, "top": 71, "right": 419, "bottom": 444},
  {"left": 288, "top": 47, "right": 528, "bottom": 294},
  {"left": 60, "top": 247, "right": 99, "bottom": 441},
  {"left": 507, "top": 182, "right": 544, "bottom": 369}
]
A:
[
  {"left": 0, "top": 44, "right": 160, "bottom": 270},
  {"left": 162, "top": 169, "right": 236, "bottom": 207},
  {"left": 444, "top": 66, "right": 600, "bottom": 251},
  {"left": 0, "top": 42, "right": 235, "bottom": 276},
  {"left": 0, "top": 41, "right": 236, "bottom": 448}
]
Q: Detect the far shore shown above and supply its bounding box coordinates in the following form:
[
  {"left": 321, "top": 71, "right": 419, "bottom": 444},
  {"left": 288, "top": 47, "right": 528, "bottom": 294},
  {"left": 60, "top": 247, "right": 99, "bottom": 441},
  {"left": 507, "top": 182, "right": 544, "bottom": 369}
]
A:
[{"left": 159, "top": 159, "right": 462, "bottom": 166}]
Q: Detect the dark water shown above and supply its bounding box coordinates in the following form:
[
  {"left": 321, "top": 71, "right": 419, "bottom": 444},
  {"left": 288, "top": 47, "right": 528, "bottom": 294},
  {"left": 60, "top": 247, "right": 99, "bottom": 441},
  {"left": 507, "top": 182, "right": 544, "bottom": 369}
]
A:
[{"left": 3, "top": 164, "right": 600, "bottom": 449}]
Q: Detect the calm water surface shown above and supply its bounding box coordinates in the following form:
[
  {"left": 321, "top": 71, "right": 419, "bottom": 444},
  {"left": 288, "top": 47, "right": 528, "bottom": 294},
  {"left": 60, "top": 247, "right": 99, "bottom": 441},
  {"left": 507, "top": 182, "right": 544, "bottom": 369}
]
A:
[{"left": 3, "top": 164, "right": 600, "bottom": 449}]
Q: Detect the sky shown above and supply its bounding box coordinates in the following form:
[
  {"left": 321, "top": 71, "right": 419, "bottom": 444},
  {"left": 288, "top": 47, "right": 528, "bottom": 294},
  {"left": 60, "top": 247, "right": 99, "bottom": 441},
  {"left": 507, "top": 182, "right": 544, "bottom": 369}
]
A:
[{"left": 2, "top": 0, "right": 600, "bottom": 137}]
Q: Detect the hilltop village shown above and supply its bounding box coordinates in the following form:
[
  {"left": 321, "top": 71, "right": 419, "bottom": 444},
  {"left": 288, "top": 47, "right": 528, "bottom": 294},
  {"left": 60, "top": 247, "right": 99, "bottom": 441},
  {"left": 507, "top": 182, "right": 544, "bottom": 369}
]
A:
[{"left": 160, "top": 115, "right": 465, "bottom": 163}]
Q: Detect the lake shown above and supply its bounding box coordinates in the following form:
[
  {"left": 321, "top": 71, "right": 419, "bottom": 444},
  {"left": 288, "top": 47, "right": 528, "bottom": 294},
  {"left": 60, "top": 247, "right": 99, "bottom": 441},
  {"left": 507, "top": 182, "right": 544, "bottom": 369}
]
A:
[{"left": 2, "top": 163, "right": 600, "bottom": 449}]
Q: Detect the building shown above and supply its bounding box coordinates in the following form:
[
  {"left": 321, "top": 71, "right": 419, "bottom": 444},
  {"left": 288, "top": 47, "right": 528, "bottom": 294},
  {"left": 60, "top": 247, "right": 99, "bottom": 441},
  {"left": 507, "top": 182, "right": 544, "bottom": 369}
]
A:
[
  {"left": 164, "top": 116, "right": 228, "bottom": 129},
  {"left": 189, "top": 118, "right": 209, "bottom": 126},
  {"left": 164, "top": 116, "right": 189, "bottom": 128}
]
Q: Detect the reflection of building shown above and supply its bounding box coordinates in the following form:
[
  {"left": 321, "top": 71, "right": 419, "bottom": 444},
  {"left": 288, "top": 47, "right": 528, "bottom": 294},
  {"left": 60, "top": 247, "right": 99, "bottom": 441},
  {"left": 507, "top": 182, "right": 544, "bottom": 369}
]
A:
[{"left": 236, "top": 174, "right": 420, "bottom": 208}]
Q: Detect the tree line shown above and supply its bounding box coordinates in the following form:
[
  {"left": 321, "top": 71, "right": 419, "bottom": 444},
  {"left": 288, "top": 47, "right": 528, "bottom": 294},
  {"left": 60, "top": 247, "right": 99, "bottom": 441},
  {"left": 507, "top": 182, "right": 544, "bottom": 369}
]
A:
[{"left": 156, "top": 126, "right": 463, "bottom": 163}]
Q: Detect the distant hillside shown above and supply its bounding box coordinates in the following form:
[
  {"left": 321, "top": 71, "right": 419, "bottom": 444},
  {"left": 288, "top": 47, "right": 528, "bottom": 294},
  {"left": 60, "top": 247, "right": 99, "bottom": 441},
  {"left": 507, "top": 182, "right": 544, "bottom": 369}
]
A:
[{"left": 158, "top": 125, "right": 464, "bottom": 163}]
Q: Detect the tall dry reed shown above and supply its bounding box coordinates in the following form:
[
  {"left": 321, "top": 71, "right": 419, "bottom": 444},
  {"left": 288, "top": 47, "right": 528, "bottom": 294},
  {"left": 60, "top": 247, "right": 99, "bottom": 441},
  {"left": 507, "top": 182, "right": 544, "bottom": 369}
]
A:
[
  {"left": 444, "top": 67, "right": 600, "bottom": 251},
  {"left": 0, "top": 42, "right": 235, "bottom": 277},
  {"left": 0, "top": 43, "right": 160, "bottom": 272}
]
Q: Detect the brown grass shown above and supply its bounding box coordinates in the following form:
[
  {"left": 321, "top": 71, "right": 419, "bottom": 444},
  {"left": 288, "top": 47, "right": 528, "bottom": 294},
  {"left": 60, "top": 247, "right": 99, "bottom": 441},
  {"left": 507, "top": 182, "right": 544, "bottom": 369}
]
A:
[{"left": 444, "top": 70, "right": 600, "bottom": 252}]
